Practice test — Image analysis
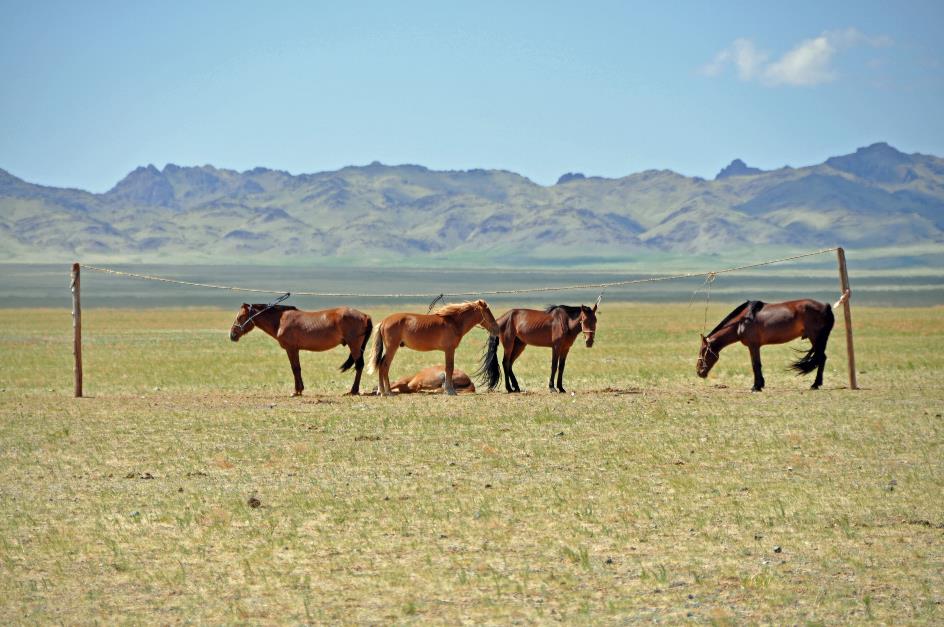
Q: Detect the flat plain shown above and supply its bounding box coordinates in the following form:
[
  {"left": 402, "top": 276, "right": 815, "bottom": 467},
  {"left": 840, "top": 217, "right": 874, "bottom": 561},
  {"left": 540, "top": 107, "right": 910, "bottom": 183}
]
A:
[{"left": 0, "top": 303, "right": 942, "bottom": 623}]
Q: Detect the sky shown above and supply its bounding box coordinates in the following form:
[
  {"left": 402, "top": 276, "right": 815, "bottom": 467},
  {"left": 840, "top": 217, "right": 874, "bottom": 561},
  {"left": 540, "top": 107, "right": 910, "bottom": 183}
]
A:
[{"left": 1, "top": 0, "right": 942, "bottom": 191}]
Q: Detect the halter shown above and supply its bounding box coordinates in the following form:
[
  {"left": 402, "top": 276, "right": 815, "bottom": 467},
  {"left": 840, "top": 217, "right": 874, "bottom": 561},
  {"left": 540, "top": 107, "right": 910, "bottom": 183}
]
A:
[
  {"left": 231, "top": 293, "right": 291, "bottom": 334},
  {"left": 697, "top": 337, "right": 720, "bottom": 371}
]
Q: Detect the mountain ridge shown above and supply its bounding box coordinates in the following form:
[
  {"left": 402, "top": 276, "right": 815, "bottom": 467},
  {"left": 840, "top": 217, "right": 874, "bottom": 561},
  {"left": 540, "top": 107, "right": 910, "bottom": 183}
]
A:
[{"left": 1, "top": 143, "right": 942, "bottom": 265}]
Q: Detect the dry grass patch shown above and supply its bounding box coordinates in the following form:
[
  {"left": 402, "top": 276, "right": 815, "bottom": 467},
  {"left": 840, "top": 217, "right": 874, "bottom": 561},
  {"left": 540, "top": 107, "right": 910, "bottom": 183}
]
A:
[{"left": 0, "top": 304, "right": 942, "bottom": 623}]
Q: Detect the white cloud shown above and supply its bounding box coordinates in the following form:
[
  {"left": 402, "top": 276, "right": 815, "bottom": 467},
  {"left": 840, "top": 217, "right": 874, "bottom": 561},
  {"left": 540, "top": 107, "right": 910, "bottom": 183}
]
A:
[
  {"left": 702, "top": 28, "right": 893, "bottom": 87},
  {"left": 764, "top": 34, "right": 836, "bottom": 86},
  {"left": 702, "top": 38, "right": 768, "bottom": 80}
]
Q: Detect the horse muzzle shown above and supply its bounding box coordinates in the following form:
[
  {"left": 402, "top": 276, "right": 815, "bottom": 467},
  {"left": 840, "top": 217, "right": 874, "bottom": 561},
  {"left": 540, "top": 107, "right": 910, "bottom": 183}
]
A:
[
  {"left": 584, "top": 333, "right": 594, "bottom": 348},
  {"left": 230, "top": 330, "right": 240, "bottom": 342}
]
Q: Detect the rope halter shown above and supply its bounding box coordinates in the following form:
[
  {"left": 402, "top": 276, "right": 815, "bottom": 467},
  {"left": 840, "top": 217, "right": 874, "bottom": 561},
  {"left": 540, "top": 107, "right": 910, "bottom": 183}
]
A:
[{"left": 231, "top": 293, "right": 291, "bottom": 334}]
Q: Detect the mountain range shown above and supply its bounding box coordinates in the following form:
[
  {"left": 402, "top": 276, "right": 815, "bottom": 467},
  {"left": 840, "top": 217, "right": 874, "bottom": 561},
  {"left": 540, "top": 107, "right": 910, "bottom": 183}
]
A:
[{"left": 1, "top": 142, "right": 942, "bottom": 265}]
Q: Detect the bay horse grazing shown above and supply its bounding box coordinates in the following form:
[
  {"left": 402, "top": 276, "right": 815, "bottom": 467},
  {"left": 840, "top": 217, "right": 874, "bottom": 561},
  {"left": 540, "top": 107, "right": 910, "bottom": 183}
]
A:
[
  {"left": 696, "top": 291, "right": 849, "bottom": 391},
  {"left": 374, "top": 365, "right": 476, "bottom": 394},
  {"left": 477, "top": 303, "right": 597, "bottom": 393},
  {"left": 369, "top": 300, "right": 500, "bottom": 396},
  {"left": 230, "top": 303, "right": 372, "bottom": 396}
]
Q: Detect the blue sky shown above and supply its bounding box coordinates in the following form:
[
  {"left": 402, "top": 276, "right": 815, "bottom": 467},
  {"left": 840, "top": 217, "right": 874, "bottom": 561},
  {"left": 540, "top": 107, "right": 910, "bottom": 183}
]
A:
[{"left": 1, "top": 0, "right": 942, "bottom": 191}]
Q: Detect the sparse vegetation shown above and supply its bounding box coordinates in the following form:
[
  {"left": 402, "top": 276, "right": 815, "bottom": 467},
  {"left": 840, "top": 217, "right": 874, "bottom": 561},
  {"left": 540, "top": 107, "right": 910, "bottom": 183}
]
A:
[{"left": 0, "top": 303, "right": 941, "bottom": 623}]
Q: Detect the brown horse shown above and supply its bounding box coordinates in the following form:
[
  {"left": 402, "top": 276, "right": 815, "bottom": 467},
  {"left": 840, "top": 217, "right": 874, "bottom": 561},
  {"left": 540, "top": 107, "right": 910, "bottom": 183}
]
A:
[
  {"left": 477, "top": 303, "right": 597, "bottom": 393},
  {"left": 696, "top": 291, "right": 849, "bottom": 391},
  {"left": 230, "top": 303, "right": 373, "bottom": 396},
  {"left": 369, "top": 300, "right": 500, "bottom": 396},
  {"left": 373, "top": 365, "right": 476, "bottom": 394}
]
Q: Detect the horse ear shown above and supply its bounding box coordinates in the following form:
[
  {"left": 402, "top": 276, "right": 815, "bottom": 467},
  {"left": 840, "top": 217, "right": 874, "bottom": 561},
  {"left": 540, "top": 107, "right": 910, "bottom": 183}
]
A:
[
  {"left": 242, "top": 303, "right": 249, "bottom": 308},
  {"left": 592, "top": 302, "right": 598, "bottom": 313}
]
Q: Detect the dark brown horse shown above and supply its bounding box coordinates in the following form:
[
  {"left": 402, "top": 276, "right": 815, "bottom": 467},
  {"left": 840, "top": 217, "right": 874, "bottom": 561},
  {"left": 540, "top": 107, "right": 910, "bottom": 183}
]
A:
[
  {"left": 478, "top": 303, "right": 598, "bottom": 393},
  {"left": 230, "top": 303, "right": 372, "bottom": 396},
  {"left": 369, "top": 300, "right": 500, "bottom": 396},
  {"left": 696, "top": 291, "right": 849, "bottom": 391}
]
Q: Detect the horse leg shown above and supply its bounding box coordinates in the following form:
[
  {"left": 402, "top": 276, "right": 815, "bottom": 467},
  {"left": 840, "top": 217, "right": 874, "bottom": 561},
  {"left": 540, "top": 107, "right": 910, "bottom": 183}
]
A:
[
  {"left": 506, "top": 338, "right": 526, "bottom": 393},
  {"left": 812, "top": 350, "right": 827, "bottom": 390},
  {"left": 346, "top": 332, "right": 365, "bottom": 396},
  {"left": 444, "top": 348, "right": 458, "bottom": 396},
  {"left": 286, "top": 348, "right": 304, "bottom": 396},
  {"left": 748, "top": 344, "right": 764, "bottom": 392},
  {"left": 548, "top": 346, "right": 560, "bottom": 392},
  {"left": 556, "top": 346, "right": 571, "bottom": 393},
  {"left": 811, "top": 333, "right": 831, "bottom": 390},
  {"left": 350, "top": 360, "right": 364, "bottom": 396},
  {"left": 379, "top": 342, "right": 399, "bottom": 397},
  {"left": 501, "top": 336, "right": 515, "bottom": 392}
]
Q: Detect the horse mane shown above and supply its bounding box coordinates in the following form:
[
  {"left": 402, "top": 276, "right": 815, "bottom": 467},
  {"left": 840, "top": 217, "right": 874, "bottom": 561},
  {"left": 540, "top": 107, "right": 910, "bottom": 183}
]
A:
[
  {"left": 250, "top": 304, "right": 298, "bottom": 312},
  {"left": 707, "top": 301, "right": 749, "bottom": 336},
  {"left": 434, "top": 301, "right": 479, "bottom": 316},
  {"left": 544, "top": 304, "right": 583, "bottom": 319}
]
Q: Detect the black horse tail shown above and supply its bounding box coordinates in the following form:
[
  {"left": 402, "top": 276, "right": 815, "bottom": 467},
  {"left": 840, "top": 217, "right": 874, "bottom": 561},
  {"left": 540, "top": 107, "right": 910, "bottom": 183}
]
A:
[
  {"left": 791, "top": 305, "right": 834, "bottom": 375},
  {"left": 367, "top": 322, "right": 385, "bottom": 375},
  {"left": 474, "top": 335, "right": 501, "bottom": 391},
  {"left": 340, "top": 317, "right": 373, "bottom": 372},
  {"left": 790, "top": 347, "right": 821, "bottom": 375}
]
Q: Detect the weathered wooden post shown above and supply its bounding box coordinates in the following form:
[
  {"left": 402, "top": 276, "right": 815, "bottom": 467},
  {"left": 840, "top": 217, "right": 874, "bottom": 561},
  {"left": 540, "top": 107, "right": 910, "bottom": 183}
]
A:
[
  {"left": 71, "top": 262, "right": 83, "bottom": 397},
  {"left": 836, "top": 248, "right": 857, "bottom": 389}
]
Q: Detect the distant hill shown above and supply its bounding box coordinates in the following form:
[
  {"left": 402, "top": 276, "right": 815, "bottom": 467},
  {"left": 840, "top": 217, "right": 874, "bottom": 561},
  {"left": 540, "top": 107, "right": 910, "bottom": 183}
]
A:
[
  {"left": 1, "top": 142, "right": 942, "bottom": 265},
  {"left": 715, "top": 159, "right": 765, "bottom": 179}
]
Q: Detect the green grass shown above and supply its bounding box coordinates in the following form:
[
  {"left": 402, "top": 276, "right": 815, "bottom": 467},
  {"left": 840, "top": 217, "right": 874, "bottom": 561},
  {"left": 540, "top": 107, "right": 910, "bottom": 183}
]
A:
[{"left": 0, "top": 304, "right": 942, "bottom": 623}]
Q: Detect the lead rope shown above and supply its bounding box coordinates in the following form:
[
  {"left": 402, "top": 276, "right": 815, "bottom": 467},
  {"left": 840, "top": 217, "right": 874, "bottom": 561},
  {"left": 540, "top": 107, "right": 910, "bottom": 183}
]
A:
[
  {"left": 427, "top": 293, "right": 444, "bottom": 314},
  {"left": 688, "top": 272, "right": 717, "bottom": 334},
  {"left": 702, "top": 272, "right": 716, "bottom": 334}
]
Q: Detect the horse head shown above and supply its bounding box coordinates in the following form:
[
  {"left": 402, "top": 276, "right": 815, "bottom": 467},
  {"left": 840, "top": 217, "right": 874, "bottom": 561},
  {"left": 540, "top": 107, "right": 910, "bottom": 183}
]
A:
[
  {"left": 475, "top": 300, "right": 501, "bottom": 336},
  {"left": 696, "top": 333, "right": 719, "bottom": 377},
  {"left": 579, "top": 303, "right": 598, "bottom": 347},
  {"left": 230, "top": 303, "right": 255, "bottom": 341}
]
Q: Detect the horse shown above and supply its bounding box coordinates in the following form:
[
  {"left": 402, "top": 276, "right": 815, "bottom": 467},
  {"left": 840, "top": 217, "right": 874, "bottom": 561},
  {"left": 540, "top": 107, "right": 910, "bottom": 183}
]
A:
[
  {"left": 372, "top": 365, "right": 476, "bottom": 394},
  {"left": 369, "top": 299, "right": 500, "bottom": 396},
  {"left": 477, "top": 303, "right": 597, "bottom": 393},
  {"left": 696, "top": 291, "right": 849, "bottom": 391},
  {"left": 230, "top": 303, "right": 372, "bottom": 396}
]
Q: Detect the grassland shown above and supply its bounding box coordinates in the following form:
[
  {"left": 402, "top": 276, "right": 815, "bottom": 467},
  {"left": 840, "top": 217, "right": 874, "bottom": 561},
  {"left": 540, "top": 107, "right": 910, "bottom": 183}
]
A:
[{"left": 0, "top": 303, "right": 942, "bottom": 623}]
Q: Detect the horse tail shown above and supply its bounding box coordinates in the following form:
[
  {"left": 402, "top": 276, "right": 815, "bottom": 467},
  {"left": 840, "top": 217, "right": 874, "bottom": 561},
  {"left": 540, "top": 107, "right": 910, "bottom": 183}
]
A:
[
  {"left": 367, "top": 321, "right": 385, "bottom": 375},
  {"left": 792, "top": 305, "right": 835, "bottom": 375},
  {"left": 790, "top": 347, "right": 821, "bottom": 375},
  {"left": 339, "top": 354, "right": 356, "bottom": 372},
  {"left": 474, "top": 334, "right": 501, "bottom": 391},
  {"left": 340, "top": 317, "right": 373, "bottom": 372}
]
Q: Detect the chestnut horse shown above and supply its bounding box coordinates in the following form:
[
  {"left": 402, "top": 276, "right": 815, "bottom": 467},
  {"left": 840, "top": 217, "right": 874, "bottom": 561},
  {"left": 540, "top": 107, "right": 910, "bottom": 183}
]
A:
[
  {"left": 230, "top": 303, "right": 372, "bottom": 396},
  {"left": 696, "top": 291, "right": 849, "bottom": 391},
  {"left": 477, "top": 303, "right": 597, "bottom": 393},
  {"left": 369, "top": 300, "right": 500, "bottom": 396},
  {"left": 373, "top": 365, "right": 476, "bottom": 394}
]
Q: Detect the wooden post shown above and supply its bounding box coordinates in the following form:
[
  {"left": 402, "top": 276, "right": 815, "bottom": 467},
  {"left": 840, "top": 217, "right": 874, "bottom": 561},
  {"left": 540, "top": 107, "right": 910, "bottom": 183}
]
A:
[
  {"left": 836, "top": 248, "right": 858, "bottom": 390},
  {"left": 71, "top": 262, "right": 83, "bottom": 397}
]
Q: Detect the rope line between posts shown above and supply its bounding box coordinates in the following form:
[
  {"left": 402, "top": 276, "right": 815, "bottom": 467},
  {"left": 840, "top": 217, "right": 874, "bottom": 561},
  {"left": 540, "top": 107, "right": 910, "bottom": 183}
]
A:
[{"left": 79, "top": 247, "right": 840, "bottom": 298}]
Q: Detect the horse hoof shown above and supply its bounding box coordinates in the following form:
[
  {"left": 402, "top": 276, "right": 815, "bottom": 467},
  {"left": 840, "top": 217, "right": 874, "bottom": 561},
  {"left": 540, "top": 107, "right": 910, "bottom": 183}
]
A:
[
  {"left": 751, "top": 387, "right": 762, "bottom": 393},
  {"left": 293, "top": 391, "right": 303, "bottom": 397}
]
